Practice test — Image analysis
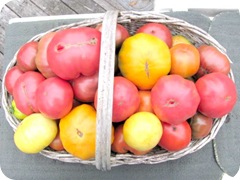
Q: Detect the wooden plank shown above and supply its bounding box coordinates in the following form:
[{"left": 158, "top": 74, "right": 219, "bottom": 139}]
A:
[
  {"left": 0, "top": 5, "right": 20, "bottom": 27},
  {"left": 93, "top": 0, "right": 123, "bottom": 10},
  {"left": 61, "top": 0, "right": 105, "bottom": 13},
  {"left": 29, "top": 0, "right": 77, "bottom": 15},
  {"left": 0, "top": 26, "right": 5, "bottom": 55},
  {"left": 6, "top": 0, "right": 48, "bottom": 17}
]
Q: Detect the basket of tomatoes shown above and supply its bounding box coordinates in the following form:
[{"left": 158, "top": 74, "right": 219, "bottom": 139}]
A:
[{"left": 2, "top": 11, "right": 237, "bottom": 171}]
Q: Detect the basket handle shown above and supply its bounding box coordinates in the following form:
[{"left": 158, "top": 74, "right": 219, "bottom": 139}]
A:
[{"left": 95, "top": 10, "right": 119, "bottom": 171}]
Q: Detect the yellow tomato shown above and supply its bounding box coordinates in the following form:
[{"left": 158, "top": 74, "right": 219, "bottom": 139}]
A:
[
  {"left": 172, "top": 35, "right": 191, "bottom": 46},
  {"left": 118, "top": 33, "right": 171, "bottom": 90},
  {"left": 59, "top": 104, "right": 114, "bottom": 160},
  {"left": 123, "top": 112, "right": 163, "bottom": 151},
  {"left": 14, "top": 113, "right": 58, "bottom": 154}
]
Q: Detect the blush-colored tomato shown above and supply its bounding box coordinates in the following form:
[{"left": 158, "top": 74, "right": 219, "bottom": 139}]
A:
[
  {"left": 71, "top": 73, "right": 98, "bottom": 102},
  {"left": 13, "top": 71, "right": 45, "bottom": 115},
  {"left": 4, "top": 66, "right": 24, "bottom": 95},
  {"left": 49, "top": 131, "right": 65, "bottom": 151},
  {"left": 196, "top": 45, "right": 230, "bottom": 78},
  {"left": 151, "top": 74, "right": 200, "bottom": 125},
  {"left": 190, "top": 112, "right": 213, "bottom": 140},
  {"left": 118, "top": 33, "right": 171, "bottom": 90},
  {"left": 17, "top": 41, "right": 38, "bottom": 72},
  {"left": 36, "top": 77, "right": 73, "bottom": 119},
  {"left": 137, "top": 90, "right": 153, "bottom": 113},
  {"left": 170, "top": 43, "right": 200, "bottom": 78},
  {"left": 195, "top": 72, "right": 237, "bottom": 118},
  {"left": 47, "top": 27, "right": 101, "bottom": 80},
  {"left": 94, "top": 76, "right": 140, "bottom": 122},
  {"left": 158, "top": 121, "right": 191, "bottom": 151},
  {"left": 35, "top": 32, "right": 57, "bottom": 78},
  {"left": 136, "top": 22, "right": 172, "bottom": 48}
]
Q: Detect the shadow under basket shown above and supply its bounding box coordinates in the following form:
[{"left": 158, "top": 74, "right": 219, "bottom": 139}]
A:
[{"left": 1, "top": 11, "right": 235, "bottom": 171}]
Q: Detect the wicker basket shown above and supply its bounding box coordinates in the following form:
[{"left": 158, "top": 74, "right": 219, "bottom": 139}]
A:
[{"left": 1, "top": 11, "right": 234, "bottom": 171}]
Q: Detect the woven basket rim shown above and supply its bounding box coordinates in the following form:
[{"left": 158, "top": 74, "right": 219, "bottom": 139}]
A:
[{"left": 1, "top": 10, "right": 235, "bottom": 170}]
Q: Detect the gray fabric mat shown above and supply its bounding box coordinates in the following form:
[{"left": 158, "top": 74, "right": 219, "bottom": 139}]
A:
[{"left": 0, "top": 11, "right": 239, "bottom": 180}]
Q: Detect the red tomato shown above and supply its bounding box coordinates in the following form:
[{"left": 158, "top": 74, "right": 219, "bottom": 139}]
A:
[
  {"left": 196, "top": 45, "right": 230, "bottom": 78},
  {"left": 137, "top": 90, "right": 153, "bottom": 113},
  {"left": 94, "top": 76, "right": 140, "bottom": 122},
  {"left": 170, "top": 43, "right": 200, "bottom": 78},
  {"left": 71, "top": 73, "right": 98, "bottom": 102},
  {"left": 96, "top": 23, "right": 130, "bottom": 48},
  {"left": 190, "top": 112, "right": 213, "bottom": 140},
  {"left": 151, "top": 74, "right": 200, "bottom": 125},
  {"left": 4, "top": 66, "right": 24, "bottom": 95},
  {"left": 158, "top": 121, "right": 192, "bottom": 151},
  {"left": 17, "top": 41, "right": 38, "bottom": 72},
  {"left": 136, "top": 22, "right": 172, "bottom": 48},
  {"left": 36, "top": 77, "right": 73, "bottom": 119},
  {"left": 13, "top": 71, "right": 45, "bottom": 115},
  {"left": 47, "top": 27, "right": 101, "bottom": 80},
  {"left": 195, "top": 72, "right": 237, "bottom": 118},
  {"left": 49, "top": 131, "right": 65, "bottom": 151}
]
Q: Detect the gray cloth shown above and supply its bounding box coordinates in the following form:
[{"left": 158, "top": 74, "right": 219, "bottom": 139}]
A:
[{"left": 0, "top": 11, "right": 239, "bottom": 180}]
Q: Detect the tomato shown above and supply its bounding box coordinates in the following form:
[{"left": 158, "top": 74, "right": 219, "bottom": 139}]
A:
[
  {"left": 151, "top": 74, "right": 200, "bottom": 125},
  {"left": 118, "top": 33, "right": 171, "bottom": 90},
  {"left": 170, "top": 43, "right": 200, "bottom": 78},
  {"left": 11, "top": 100, "right": 27, "bottom": 120},
  {"left": 47, "top": 27, "right": 101, "bottom": 80},
  {"left": 49, "top": 131, "right": 64, "bottom": 151},
  {"left": 96, "top": 23, "right": 130, "bottom": 48},
  {"left": 111, "top": 124, "right": 150, "bottom": 155},
  {"left": 195, "top": 72, "right": 237, "bottom": 118},
  {"left": 190, "top": 112, "right": 213, "bottom": 140},
  {"left": 4, "top": 66, "right": 24, "bottom": 95},
  {"left": 137, "top": 90, "right": 153, "bottom": 113},
  {"left": 35, "top": 32, "right": 57, "bottom": 78},
  {"left": 136, "top": 22, "right": 172, "bottom": 48},
  {"left": 16, "top": 41, "right": 38, "bottom": 72},
  {"left": 123, "top": 112, "right": 163, "bottom": 152},
  {"left": 158, "top": 121, "right": 191, "bottom": 151},
  {"left": 71, "top": 72, "right": 98, "bottom": 102},
  {"left": 36, "top": 77, "right": 73, "bottom": 119},
  {"left": 14, "top": 113, "right": 58, "bottom": 154},
  {"left": 172, "top": 35, "right": 191, "bottom": 46},
  {"left": 13, "top": 71, "right": 45, "bottom": 115},
  {"left": 196, "top": 45, "right": 230, "bottom": 78},
  {"left": 59, "top": 104, "right": 114, "bottom": 160},
  {"left": 94, "top": 76, "right": 140, "bottom": 122}
]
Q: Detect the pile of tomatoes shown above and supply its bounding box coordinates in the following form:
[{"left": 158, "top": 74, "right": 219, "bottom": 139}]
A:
[{"left": 4, "top": 21, "right": 237, "bottom": 160}]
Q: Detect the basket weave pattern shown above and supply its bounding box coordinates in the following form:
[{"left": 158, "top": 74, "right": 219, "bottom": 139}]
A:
[{"left": 2, "top": 11, "right": 234, "bottom": 170}]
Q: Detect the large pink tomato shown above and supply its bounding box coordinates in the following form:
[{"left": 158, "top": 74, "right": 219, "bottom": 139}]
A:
[
  {"left": 13, "top": 71, "right": 45, "bottom": 115},
  {"left": 95, "top": 76, "right": 140, "bottom": 122},
  {"left": 195, "top": 72, "right": 237, "bottom": 118},
  {"left": 36, "top": 77, "right": 74, "bottom": 119},
  {"left": 151, "top": 74, "right": 200, "bottom": 125},
  {"left": 47, "top": 27, "right": 101, "bottom": 80}
]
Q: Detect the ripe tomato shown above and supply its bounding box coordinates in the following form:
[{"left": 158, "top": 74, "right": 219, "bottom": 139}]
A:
[
  {"left": 136, "top": 22, "right": 172, "bottom": 48},
  {"left": 14, "top": 113, "right": 58, "bottom": 154},
  {"left": 49, "top": 131, "right": 65, "bottom": 151},
  {"left": 36, "top": 77, "right": 73, "bottom": 119},
  {"left": 151, "top": 74, "right": 200, "bottom": 125},
  {"left": 4, "top": 66, "right": 24, "bottom": 95},
  {"left": 195, "top": 72, "right": 237, "bottom": 118},
  {"left": 94, "top": 76, "right": 140, "bottom": 122},
  {"left": 196, "top": 45, "right": 230, "bottom": 78},
  {"left": 158, "top": 121, "right": 191, "bottom": 151},
  {"left": 13, "top": 71, "right": 45, "bottom": 115},
  {"left": 118, "top": 33, "right": 171, "bottom": 90},
  {"left": 35, "top": 32, "right": 57, "bottom": 78},
  {"left": 190, "top": 112, "right": 213, "bottom": 140},
  {"left": 16, "top": 41, "right": 38, "bottom": 72},
  {"left": 170, "top": 43, "right": 200, "bottom": 78},
  {"left": 47, "top": 27, "right": 101, "bottom": 80},
  {"left": 59, "top": 104, "right": 114, "bottom": 160},
  {"left": 172, "top": 35, "right": 191, "bottom": 46},
  {"left": 11, "top": 100, "right": 27, "bottom": 120},
  {"left": 137, "top": 90, "right": 153, "bottom": 113}
]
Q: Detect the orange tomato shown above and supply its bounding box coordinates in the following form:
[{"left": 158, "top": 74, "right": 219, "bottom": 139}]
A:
[
  {"left": 170, "top": 43, "right": 200, "bottom": 78},
  {"left": 137, "top": 90, "right": 153, "bottom": 113},
  {"left": 118, "top": 33, "right": 171, "bottom": 90},
  {"left": 59, "top": 104, "right": 114, "bottom": 160}
]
